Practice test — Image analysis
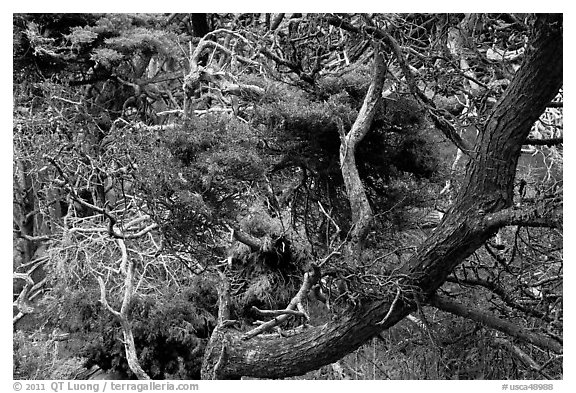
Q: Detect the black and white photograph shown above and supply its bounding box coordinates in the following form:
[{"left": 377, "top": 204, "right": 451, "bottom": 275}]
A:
[{"left": 11, "top": 11, "right": 564, "bottom": 384}]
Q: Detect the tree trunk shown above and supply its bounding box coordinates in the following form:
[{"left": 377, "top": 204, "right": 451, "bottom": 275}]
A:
[
  {"left": 200, "top": 14, "right": 562, "bottom": 379},
  {"left": 121, "top": 320, "right": 151, "bottom": 380}
]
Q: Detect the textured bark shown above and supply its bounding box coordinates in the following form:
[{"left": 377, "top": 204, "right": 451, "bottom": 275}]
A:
[
  {"left": 485, "top": 206, "right": 562, "bottom": 229},
  {"left": 200, "top": 15, "right": 562, "bottom": 379},
  {"left": 339, "top": 45, "right": 387, "bottom": 253},
  {"left": 200, "top": 303, "right": 407, "bottom": 379},
  {"left": 397, "top": 13, "right": 563, "bottom": 295}
]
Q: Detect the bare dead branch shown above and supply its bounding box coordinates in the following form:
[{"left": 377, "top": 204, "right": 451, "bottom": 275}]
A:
[
  {"left": 430, "top": 295, "right": 562, "bottom": 354},
  {"left": 259, "top": 47, "right": 299, "bottom": 70},
  {"left": 531, "top": 275, "right": 562, "bottom": 287},
  {"left": 189, "top": 29, "right": 257, "bottom": 70},
  {"left": 44, "top": 155, "right": 124, "bottom": 238},
  {"left": 123, "top": 223, "right": 159, "bottom": 239},
  {"left": 221, "top": 83, "right": 264, "bottom": 98},
  {"left": 194, "top": 40, "right": 260, "bottom": 68},
  {"left": 318, "top": 251, "right": 341, "bottom": 268},
  {"left": 325, "top": 14, "right": 473, "bottom": 154},
  {"left": 251, "top": 307, "right": 307, "bottom": 318},
  {"left": 339, "top": 44, "right": 386, "bottom": 250},
  {"left": 242, "top": 267, "right": 320, "bottom": 340},
  {"left": 377, "top": 286, "right": 401, "bottom": 325},
  {"left": 494, "top": 337, "right": 554, "bottom": 379},
  {"left": 13, "top": 272, "right": 34, "bottom": 286},
  {"left": 52, "top": 96, "right": 82, "bottom": 106},
  {"left": 18, "top": 234, "right": 51, "bottom": 242},
  {"left": 97, "top": 276, "right": 122, "bottom": 319},
  {"left": 97, "top": 260, "right": 150, "bottom": 379},
  {"left": 445, "top": 276, "right": 549, "bottom": 321},
  {"left": 13, "top": 281, "right": 35, "bottom": 323}
]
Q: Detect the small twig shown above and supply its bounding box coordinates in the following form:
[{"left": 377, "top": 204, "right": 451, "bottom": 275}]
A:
[
  {"left": 494, "top": 337, "right": 554, "bottom": 379},
  {"left": 52, "top": 96, "right": 82, "bottom": 106},
  {"left": 18, "top": 234, "right": 51, "bottom": 242},
  {"left": 44, "top": 155, "right": 122, "bottom": 237},
  {"left": 369, "top": 247, "right": 414, "bottom": 267},
  {"left": 123, "top": 223, "right": 159, "bottom": 239},
  {"left": 251, "top": 307, "right": 306, "bottom": 318},
  {"left": 318, "top": 251, "right": 341, "bottom": 268},
  {"left": 318, "top": 201, "right": 341, "bottom": 247},
  {"left": 377, "top": 285, "right": 401, "bottom": 325}
]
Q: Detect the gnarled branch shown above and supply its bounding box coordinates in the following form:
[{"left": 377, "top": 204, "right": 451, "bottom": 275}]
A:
[{"left": 339, "top": 44, "right": 386, "bottom": 252}]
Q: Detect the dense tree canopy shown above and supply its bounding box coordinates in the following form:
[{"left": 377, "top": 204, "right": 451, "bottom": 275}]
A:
[{"left": 13, "top": 13, "right": 562, "bottom": 380}]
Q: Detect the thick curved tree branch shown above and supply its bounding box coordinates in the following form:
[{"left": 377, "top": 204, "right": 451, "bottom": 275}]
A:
[{"left": 198, "top": 14, "right": 562, "bottom": 379}]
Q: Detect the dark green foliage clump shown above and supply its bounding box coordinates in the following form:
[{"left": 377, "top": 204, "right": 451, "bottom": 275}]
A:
[
  {"left": 316, "top": 65, "right": 372, "bottom": 104},
  {"left": 44, "top": 282, "right": 218, "bottom": 379},
  {"left": 254, "top": 76, "right": 445, "bottom": 229},
  {"left": 256, "top": 74, "right": 441, "bottom": 184}
]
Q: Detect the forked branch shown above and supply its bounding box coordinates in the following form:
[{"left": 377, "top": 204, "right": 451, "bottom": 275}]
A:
[{"left": 242, "top": 265, "right": 321, "bottom": 340}]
